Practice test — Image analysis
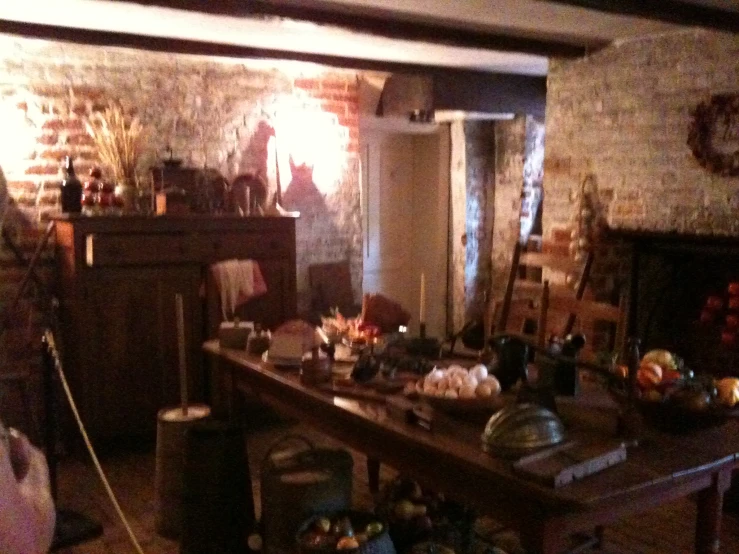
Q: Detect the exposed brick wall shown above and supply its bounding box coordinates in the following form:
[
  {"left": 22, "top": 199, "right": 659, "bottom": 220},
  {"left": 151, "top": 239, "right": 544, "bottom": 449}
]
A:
[
  {"left": 522, "top": 116, "right": 545, "bottom": 242},
  {"left": 0, "top": 36, "right": 361, "bottom": 429},
  {"left": 543, "top": 29, "right": 739, "bottom": 298},
  {"left": 448, "top": 116, "right": 545, "bottom": 329},
  {"left": 464, "top": 121, "right": 495, "bottom": 322},
  {"left": 488, "top": 115, "right": 546, "bottom": 299},
  {"left": 289, "top": 75, "right": 361, "bottom": 312},
  {"left": 491, "top": 116, "right": 526, "bottom": 300}
]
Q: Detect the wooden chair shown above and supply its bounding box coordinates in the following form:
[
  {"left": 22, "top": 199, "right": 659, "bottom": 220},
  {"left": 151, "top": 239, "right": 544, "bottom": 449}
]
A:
[
  {"left": 500, "top": 278, "right": 628, "bottom": 362},
  {"left": 308, "top": 261, "right": 361, "bottom": 323},
  {"left": 545, "top": 287, "right": 629, "bottom": 363},
  {"left": 492, "top": 240, "right": 594, "bottom": 345}
]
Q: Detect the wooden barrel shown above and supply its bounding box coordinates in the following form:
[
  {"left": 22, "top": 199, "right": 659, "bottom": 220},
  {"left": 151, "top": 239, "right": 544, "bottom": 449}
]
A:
[
  {"left": 154, "top": 404, "right": 211, "bottom": 539},
  {"left": 180, "top": 419, "right": 256, "bottom": 554}
]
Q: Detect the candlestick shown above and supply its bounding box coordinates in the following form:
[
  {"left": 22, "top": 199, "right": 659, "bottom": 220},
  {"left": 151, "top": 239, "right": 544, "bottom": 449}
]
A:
[{"left": 419, "top": 272, "right": 426, "bottom": 325}]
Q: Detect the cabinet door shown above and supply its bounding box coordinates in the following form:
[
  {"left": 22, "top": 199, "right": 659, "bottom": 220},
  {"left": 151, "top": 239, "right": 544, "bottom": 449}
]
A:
[{"left": 77, "top": 265, "right": 202, "bottom": 438}]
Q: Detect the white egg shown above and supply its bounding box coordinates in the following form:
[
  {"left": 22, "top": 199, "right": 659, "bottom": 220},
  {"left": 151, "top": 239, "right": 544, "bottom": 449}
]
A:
[
  {"left": 444, "top": 389, "right": 459, "bottom": 399},
  {"left": 425, "top": 368, "right": 444, "bottom": 384},
  {"left": 476, "top": 383, "right": 493, "bottom": 398},
  {"left": 459, "top": 384, "right": 477, "bottom": 399},
  {"left": 462, "top": 374, "right": 479, "bottom": 389},
  {"left": 469, "top": 364, "right": 488, "bottom": 381},
  {"left": 449, "top": 375, "right": 464, "bottom": 391},
  {"left": 447, "top": 364, "right": 466, "bottom": 376},
  {"left": 481, "top": 376, "right": 502, "bottom": 395},
  {"left": 436, "top": 376, "right": 450, "bottom": 392}
]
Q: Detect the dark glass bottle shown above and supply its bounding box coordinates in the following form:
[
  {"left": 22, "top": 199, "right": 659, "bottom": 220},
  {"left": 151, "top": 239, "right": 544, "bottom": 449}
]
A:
[
  {"left": 617, "top": 336, "right": 643, "bottom": 439},
  {"left": 626, "top": 336, "right": 642, "bottom": 397},
  {"left": 60, "top": 156, "right": 83, "bottom": 213},
  {"left": 554, "top": 333, "right": 586, "bottom": 396}
]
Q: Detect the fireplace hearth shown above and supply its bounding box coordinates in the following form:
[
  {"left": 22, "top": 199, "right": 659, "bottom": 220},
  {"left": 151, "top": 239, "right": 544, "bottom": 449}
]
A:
[{"left": 609, "top": 228, "right": 739, "bottom": 377}]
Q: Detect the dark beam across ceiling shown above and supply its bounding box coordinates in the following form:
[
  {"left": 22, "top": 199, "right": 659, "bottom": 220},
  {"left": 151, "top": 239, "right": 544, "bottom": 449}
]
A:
[
  {"left": 545, "top": 0, "right": 739, "bottom": 33},
  {"left": 108, "top": 0, "right": 595, "bottom": 57},
  {"left": 0, "top": 18, "right": 549, "bottom": 82}
]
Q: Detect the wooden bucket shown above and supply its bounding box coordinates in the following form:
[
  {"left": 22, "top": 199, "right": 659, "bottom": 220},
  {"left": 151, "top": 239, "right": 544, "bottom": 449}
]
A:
[
  {"left": 180, "top": 419, "right": 256, "bottom": 554},
  {"left": 261, "top": 434, "right": 353, "bottom": 554},
  {"left": 154, "top": 404, "right": 211, "bottom": 539}
]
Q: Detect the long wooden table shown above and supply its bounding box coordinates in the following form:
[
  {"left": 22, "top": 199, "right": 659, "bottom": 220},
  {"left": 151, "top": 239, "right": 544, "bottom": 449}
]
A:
[{"left": 204, "top": 340, "right": 739, "bottom": 554}]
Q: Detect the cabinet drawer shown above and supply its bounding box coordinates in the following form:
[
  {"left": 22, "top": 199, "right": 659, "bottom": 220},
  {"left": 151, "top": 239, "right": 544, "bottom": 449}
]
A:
[
  {"left": 192, "top": 232, "right": 291, "bottom": 261},
  {"left": 86, "top": 233, "right": 193, "bottom": 266}
]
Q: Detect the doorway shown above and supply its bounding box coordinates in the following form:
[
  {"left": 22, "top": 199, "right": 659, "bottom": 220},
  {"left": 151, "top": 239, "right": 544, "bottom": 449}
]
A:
[{"left": 360, "top": 125, "right": 450, "bottom": 339}]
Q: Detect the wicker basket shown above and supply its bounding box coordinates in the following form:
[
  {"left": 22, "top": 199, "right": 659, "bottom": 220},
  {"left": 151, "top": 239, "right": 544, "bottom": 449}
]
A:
[{"left": 297, "top": 510, "right": 396, "bottom": 554}]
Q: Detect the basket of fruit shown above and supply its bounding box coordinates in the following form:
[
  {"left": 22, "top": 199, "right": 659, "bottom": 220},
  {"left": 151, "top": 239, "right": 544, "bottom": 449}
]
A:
[
  {"left": 411, "top": 364, "right": 506, "bottom": 415},
  {"left": 297, "top": 510, "right": 394, "bottom": 554},
  {"left": 609, "top": 349, "right": 739, "bottom": 433},
  {"left": 376, "top": 477, "right": 475, "bottom": 554}
]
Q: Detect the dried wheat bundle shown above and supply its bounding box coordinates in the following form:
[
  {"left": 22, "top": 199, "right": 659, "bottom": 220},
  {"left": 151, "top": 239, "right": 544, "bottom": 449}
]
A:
[{"left": 85, "top": 102, "right": 147, "bottom": 186}]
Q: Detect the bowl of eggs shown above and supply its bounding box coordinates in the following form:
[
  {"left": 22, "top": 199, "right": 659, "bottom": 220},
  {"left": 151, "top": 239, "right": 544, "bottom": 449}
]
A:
[{"left": 413, "top": 363, "right": 506, "bottom": 414}]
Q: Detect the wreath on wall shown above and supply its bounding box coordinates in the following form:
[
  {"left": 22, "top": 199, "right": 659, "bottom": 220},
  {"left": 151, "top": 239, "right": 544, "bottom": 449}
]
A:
[{"left": 687, "top": 93, "right": 739, "bottom": 177}]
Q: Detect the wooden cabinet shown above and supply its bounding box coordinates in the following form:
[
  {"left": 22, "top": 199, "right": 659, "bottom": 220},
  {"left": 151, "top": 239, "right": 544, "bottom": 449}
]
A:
[{"left": 53, "top": 215, "right": 297, "bottom": 439}]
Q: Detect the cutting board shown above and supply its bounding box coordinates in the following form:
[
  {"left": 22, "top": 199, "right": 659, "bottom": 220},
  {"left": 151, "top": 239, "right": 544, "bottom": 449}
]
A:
[{"left": 513, "top": 440, "right": 627, "bottom": 488}]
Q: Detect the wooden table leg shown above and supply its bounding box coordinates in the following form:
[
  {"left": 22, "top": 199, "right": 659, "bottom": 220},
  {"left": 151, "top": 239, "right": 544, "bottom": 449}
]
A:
[
  {"left": 218, "top": 362, "right": 244, "bottom": 423},
  {"left": 594, "top": 525, "right": 605, "bottom": 549},
  {"left": 208, "top": 357, "right": 228, "bottom": 418},
  {"left": 695, "top": 467, "right": 732, "bottom": 554},
  {"left": 367, "top": 457, "right": 381, "bottom": 494},
  {"left": 520, "top": 518, "right": 566, "bottom": 554}
]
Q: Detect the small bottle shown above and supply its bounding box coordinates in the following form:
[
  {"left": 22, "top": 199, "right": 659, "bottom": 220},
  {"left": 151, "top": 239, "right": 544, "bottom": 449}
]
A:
[{"left": 60, "top": 156, "right": 83, "bottom": 213}]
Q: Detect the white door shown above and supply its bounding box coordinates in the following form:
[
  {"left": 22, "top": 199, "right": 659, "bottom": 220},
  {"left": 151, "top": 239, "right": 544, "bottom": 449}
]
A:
[
  {"left": 361, "top": 132, "right": 414, "bottom": 317},
  {"left": 361, "top": 128, "right": 450, "bottom": 338}
]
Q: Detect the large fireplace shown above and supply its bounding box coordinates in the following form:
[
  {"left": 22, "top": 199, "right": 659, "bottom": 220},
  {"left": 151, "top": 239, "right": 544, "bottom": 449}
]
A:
[{"left": 611, "top": 229, "right": 739, "bottom": 377}]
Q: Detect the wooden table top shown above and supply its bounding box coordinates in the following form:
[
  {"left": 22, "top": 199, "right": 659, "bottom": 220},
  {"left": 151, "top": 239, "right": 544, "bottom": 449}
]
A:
[{"left": 204, "top": 340, "right": 739, "bottom": 519}]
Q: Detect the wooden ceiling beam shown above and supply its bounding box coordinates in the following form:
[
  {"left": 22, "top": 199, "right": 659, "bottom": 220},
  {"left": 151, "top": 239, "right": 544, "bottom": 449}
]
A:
[
  {"left": 544, "top": 0, "right": 739, "bottom": 33},
  {"left": 0, "top": 18, "right": 549, "bottom": 82},
  {"left": 110, "top": 0, "right": 595, "bottom": 57}
]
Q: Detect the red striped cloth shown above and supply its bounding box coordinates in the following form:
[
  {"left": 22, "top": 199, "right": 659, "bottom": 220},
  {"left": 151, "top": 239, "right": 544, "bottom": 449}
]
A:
[{"left": 210, "top": 259, "right": 268, "bottom": 319}]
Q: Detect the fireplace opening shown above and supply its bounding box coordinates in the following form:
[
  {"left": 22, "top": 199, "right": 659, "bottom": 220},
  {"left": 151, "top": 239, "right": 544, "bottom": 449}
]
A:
[{"left": 630, "top": 237, "right": 739, "bottom": 378}]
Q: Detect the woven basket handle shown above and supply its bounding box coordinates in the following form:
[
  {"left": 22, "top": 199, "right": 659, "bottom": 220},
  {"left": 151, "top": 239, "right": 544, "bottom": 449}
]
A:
[{"left": 262, "top": 433, "right": 315, "bottom": 467}]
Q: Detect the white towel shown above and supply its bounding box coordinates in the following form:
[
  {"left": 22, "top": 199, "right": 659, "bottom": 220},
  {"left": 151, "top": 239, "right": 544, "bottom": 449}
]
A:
[{"left": 211, "top": 259, "right": 267, "bottom": 320}]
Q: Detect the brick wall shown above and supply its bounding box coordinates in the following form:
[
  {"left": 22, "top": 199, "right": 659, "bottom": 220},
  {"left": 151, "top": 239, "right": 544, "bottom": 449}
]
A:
[
  {"left": 488, "top": 115, "right": 546, "bottom": 301},
  {"left": 463, "top": 121, "right": 495, "bottom": 322},
  {"left": 449, "top": 115, "right": 545, "bottom": 329},
  {"left": 0, "top": 36, "right": 361, "bottom": 429},
  {"left": 491, "top": 116, "right": 526, "bottom": 300},
  {"left": 543, "top": 29, "right": 739, "bottom": 297}
]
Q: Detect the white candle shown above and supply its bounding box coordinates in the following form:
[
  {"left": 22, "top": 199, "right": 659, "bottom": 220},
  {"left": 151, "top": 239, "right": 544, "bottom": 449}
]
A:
[{"left": 419, "top": 273, "right": 426, "bottom": 324}]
